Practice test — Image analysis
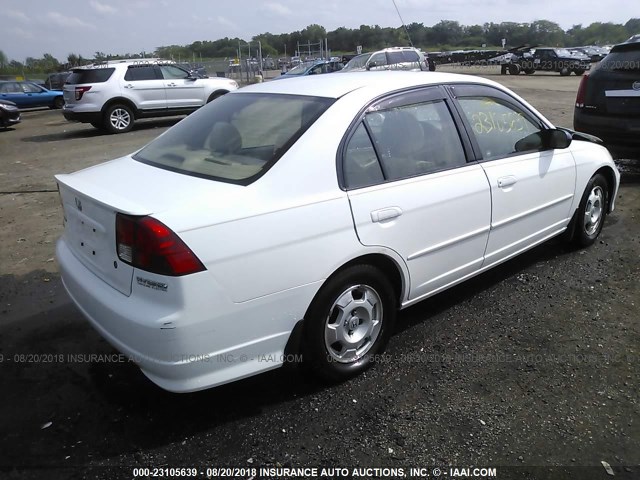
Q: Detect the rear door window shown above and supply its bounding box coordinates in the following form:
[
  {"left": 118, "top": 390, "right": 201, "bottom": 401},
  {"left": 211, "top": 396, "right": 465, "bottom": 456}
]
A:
[
  {"left": 124, "top": 65, "right": 161, "bottom": 81},
  {"left": 0, "top": 82, "right": 21, "bottom": 93},
  {"left": 343, "top": 90, "right": 468, "bottom": 189}
]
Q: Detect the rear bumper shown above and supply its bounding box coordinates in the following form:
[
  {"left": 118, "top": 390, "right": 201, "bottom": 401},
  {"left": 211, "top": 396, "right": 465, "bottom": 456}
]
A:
[
  {"left": 574, "top": 109, "right": 640, "bottom": 149},
  {"left": 56, "top": 238, "right": 314, "bottom": 392},
  {"left": 62, "top": 108, "right": 102, "bottom": 123}
]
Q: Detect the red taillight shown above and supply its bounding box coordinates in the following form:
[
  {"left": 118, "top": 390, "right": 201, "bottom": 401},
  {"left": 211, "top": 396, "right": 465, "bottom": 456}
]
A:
[
  {"left": 75, "top": 86, "right": 91, "bottom": 100},
  {"left": 115, "top": 213, "right": 205, "bottom": 276},
  {"left": 575, "top": 74, "right": 589, "bottom": 108}
]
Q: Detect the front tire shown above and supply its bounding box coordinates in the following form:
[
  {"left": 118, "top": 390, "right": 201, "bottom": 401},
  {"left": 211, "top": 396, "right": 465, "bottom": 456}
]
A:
[
  {"left": 104, "top": 104, "right": 134, "bottom": 134},
  {"left": 304, "top": 265, "right": 396, "bottom": 382},
  {"left": 572, "top": 173, "right": 609, "bottom": 247}
]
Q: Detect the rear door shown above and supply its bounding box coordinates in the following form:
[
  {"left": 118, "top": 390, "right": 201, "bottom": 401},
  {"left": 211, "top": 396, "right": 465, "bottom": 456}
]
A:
[
  {"left": 451, "top": 84, "right": 576, "bottom": 268},
  {"left": 343, "top": 87, "right": 491, "bottom": 301},
  {"left": 0, "top": 82, "right": 26, "bottom": 107},
  {"left": 121, "top": 64, "right": 167, "bottom": 111},
  {"left": 160, "top": 65, "right": 205, "bottom": 108}
]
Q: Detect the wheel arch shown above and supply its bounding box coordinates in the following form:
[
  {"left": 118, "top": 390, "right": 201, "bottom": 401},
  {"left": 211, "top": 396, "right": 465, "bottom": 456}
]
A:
[
  {"left": 284, "top": 252, "right": 407, "bottom": 359},
  {"left": 304, "top": 252, "right": 406, "bottom": 320},
  {"left": 101, "top": 97, "right": 139, "bottom": 118},
  {"left": 594, "top": 166, "right": 617, "bottom": 213},
  {"left": 207, "top": 89, "right": 229, "bottom": 103}
]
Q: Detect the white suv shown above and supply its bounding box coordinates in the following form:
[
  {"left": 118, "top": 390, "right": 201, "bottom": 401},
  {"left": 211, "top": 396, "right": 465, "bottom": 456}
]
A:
[
  {"left": 62, "top": 59, "right": 239, "bottom": 133},
  {"left": 342, "top": 47, "right": 435, "bottom": 72}
]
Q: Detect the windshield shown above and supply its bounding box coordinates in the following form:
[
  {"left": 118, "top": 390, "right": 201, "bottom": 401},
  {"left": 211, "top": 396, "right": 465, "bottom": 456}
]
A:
[
  {"left": 342, "top": 54, "right": 371, "bottom": 71},
  {"left": 133, "top": 93, "right": 334, "bottom": 185},
  {"left": 555, "top": 49, "right": 573, "bottom": 57},
  {"left": 285, "top": 62, "right": 316, "bottom": 75}
]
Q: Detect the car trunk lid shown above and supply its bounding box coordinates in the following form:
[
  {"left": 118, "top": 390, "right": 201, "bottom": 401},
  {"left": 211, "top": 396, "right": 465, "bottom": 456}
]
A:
[{"left": 56, "top": 156, "right": 241, "bottom": 295}]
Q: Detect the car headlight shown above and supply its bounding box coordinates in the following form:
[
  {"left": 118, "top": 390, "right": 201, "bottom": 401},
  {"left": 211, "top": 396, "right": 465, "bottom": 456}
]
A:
[{"left": 0, "top": 103, "right": 19, "bottom": 111}]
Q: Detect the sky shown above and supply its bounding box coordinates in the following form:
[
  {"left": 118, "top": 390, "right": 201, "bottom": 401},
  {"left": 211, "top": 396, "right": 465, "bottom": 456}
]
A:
[{"left": 0, "top": 0, "right": 635, "bottom": 61}]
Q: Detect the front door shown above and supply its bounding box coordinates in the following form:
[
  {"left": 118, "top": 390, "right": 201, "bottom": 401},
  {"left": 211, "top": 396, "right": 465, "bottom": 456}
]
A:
[
  {"left": 343, "top": 88, "right": 491, "bottom": 302},
  {"left": 453, "top": 85, "right": 576, "bottom": 268},
  {"left": 160, "top": 65, "right": 204, "bottom": 108}
]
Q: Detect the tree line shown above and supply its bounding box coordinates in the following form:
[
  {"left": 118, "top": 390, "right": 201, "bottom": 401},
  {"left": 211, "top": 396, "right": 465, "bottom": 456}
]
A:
[{"left": 1, "top": 18, "right": 638, "bottom": 75}]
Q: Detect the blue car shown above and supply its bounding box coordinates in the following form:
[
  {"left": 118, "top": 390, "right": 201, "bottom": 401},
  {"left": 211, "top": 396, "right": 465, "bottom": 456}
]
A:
[{"left": 0, "top": 81, "right": 65, "bottom": 109}]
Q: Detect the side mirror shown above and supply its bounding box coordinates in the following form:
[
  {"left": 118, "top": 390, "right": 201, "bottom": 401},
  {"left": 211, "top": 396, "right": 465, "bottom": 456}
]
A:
[
  {"left": 366, "top": 62, "right": 377, "bottom": 70},
  {"left": 515, "top": 129, "right": 572, "bottom": 152},
  {"left": 548, "top": 129, "right": 572, "bottom": 149}
]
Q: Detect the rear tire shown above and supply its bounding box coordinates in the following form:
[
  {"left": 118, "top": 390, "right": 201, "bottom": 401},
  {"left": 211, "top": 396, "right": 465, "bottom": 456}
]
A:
[
  {"left": 53, "top": 96, "right": 64, "bottom": 109},
  {"left": 524, "top": 68, "right": 535, "bottom": 75},
  {"left": 508, "top": 64, "right": 521, "bottom": 75},
  {"left": 572, "top": 173, "right": 609, "bottom": 247},
  {"left": 304, "top": 265, "right": 396, "bottom": 382},
  {"left": 103, "top": 104, "right": 134, "bottom": 134}
]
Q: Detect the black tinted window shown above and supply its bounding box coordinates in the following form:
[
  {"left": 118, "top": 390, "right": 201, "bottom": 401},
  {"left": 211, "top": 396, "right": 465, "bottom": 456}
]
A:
[
  {"left": 599, "top": 49, "right": 640, "bottom": 72},
  {"left": 125, "top": 66, "right": 160, "bottom": 81},
  {"left": 66, "top": 68, "right": 115, "bottom": 84}
]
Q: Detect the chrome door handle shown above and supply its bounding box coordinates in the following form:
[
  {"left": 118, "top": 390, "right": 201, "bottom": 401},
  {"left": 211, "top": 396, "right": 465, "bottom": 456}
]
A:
[
  {"left": 124, "top": 84, "right": 134, "bottom": 88},
  {"left": 167, "top": 83, "right": 177, "bottom": 87},
  {"left": 371, "top": 207, "right": 403, "bottom": 223},
  {"left": 497, "top": 176, "right": 517, "bottom": 188}
]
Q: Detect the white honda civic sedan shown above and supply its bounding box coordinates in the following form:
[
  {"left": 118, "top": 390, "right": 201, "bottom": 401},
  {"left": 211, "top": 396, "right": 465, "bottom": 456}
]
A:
[{"left": 56, "top": 72, "right": 619, "bottom": 392}]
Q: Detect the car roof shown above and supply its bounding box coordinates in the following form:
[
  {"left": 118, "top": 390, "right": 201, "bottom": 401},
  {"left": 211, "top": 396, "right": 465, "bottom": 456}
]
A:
[
  {"left": 238, "top": 71, "right": 502, "bottom": 99},
  {"left": 72, "top": 58, "right": 166, "bottom": 70}
]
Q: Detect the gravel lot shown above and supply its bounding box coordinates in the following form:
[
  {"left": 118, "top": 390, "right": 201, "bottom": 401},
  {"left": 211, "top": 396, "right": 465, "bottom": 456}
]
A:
[{"left": 0, "top": 69, "right": 638, "bottom": 479}]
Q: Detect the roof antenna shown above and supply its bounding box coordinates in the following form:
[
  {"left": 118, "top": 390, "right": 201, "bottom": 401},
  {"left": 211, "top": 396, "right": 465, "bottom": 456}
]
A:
[{"left": 392, "top": 0, "right": 414, "bottom": 47}]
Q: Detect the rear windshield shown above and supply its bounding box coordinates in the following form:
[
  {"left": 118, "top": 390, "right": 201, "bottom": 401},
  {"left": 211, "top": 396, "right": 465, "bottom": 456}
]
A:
[
  {"left": 133, "top": 92, "right": 334, "bottom": 185},
  {"left": 599, "top": 47, "right": 640, "bottom": 72},
  {"left": 387, "top": 51, "right": 420, "bottom": 63},
  {"left": 66, "top": 68, "right": 115, "bottom": 84}
]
